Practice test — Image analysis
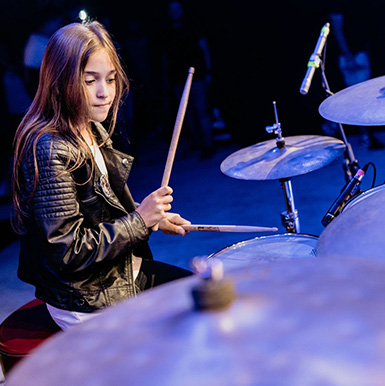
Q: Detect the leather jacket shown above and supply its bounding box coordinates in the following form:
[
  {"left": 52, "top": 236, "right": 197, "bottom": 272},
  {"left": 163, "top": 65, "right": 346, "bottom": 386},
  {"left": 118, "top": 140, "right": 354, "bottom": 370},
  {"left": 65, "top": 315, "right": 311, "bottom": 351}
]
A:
[{"left": 18, "top": 123, "right": 152, "bottom": 312}]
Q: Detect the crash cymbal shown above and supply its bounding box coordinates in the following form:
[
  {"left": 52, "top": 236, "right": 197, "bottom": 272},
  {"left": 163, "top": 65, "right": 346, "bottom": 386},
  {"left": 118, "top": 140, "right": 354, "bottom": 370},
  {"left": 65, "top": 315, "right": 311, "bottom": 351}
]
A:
[
  {"left": 220, "top": 135, "right": 345, "bottom": 180},
  {"left": 6, "top": 257, "right": 385, "bottom": 386},
  {"left": 317, "top": 185, "right": 385, "bottom": 259},
  {"left": 319, "top": 75, "right": 385, "bottom": 126}
]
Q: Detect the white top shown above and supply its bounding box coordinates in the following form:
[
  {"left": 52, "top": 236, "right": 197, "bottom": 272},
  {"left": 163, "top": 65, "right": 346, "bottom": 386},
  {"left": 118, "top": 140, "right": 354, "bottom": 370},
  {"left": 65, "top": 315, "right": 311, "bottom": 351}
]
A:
[{"left": 89, "top": 141, "right": 108, "bottom": 175}]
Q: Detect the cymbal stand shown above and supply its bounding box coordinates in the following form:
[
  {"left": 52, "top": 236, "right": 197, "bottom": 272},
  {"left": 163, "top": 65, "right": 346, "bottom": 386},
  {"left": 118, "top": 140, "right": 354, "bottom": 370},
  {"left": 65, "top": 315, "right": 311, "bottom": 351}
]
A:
[
  {"left": 279, "top": 178, "right": 300, "bottom": 233},
  {"left": 319, "top": 48, "right": 359, "bottom": 181},
  {"left": 266, "top": 101, "right": 300, "bottom": 233}
]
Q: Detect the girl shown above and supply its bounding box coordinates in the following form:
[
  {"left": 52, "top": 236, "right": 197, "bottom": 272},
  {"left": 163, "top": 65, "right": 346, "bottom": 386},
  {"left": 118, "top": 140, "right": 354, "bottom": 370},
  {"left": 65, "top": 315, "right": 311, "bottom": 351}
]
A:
[{"left": 12, "top": 20, "right": 191, "bottom": 329}]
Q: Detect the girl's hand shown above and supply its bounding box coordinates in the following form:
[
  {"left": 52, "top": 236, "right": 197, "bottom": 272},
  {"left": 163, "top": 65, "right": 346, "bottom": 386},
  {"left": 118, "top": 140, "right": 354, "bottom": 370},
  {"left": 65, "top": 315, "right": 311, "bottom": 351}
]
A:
[
  {"left": 159, "top": 212, "right": 191, "bottom": 236},
  {"left": 136, "top": 186, "right": 174, "bottom": 228}
]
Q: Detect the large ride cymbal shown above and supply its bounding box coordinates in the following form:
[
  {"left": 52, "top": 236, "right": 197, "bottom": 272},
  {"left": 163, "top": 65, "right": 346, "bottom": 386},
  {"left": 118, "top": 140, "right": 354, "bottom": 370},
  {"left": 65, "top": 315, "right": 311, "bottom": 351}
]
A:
[
  {"left": 6, "top": 257, "right": 385, "bottom": 385},
  {"left": 220, "top": 135, "right": 345, "bottom": 180},
  {"left": 319, "top": 75, "right": 385, "bottom": 126},
  {"left": 317, "top": 185, "right": 385, "bottom": 260}
]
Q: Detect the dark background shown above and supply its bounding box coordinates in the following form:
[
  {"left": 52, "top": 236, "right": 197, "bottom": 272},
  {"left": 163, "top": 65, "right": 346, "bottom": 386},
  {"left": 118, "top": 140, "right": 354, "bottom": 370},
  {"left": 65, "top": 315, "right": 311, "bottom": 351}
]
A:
[{"left": 2, "top": 0, "right": 385, "bottom": 152}]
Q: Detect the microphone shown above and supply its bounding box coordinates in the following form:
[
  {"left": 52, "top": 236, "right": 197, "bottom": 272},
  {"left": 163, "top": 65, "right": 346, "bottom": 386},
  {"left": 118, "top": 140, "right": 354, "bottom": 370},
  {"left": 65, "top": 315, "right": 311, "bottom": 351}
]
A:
[
  {"left": 321, "top": 164, "right": 368, "bottom": 227},
  {"left": 300, "top": 22, "right": 330, "bottom": 95}
]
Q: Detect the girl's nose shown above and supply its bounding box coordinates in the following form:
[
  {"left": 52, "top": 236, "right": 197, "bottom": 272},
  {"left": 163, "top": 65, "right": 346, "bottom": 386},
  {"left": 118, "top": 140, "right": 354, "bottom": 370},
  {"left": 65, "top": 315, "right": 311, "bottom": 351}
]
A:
[{"left": 97, "top": 81, "right": 108, "bottom": 98}]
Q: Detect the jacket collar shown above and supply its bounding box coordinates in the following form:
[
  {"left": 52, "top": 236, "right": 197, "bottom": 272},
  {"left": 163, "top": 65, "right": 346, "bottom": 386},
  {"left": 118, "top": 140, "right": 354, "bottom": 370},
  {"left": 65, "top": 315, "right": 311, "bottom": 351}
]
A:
[{"left": 91, "top": 122, "right": 113, "bottom": 148}]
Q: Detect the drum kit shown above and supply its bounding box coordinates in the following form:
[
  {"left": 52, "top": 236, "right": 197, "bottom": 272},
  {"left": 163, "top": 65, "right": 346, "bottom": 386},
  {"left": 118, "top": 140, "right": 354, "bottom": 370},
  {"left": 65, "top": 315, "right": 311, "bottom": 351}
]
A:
[
  {"left": 214, "top": 74, "right": 385, "bottom": 267},
  {"left": 6, "top": 58, "right": 385, "bottom": 386}
]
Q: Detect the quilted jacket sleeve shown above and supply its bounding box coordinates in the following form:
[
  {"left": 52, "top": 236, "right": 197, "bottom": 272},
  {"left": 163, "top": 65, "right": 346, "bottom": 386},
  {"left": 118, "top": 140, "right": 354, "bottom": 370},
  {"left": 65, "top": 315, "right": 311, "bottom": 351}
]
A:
[{"left": 22, "top": 134, "right": 150, "bottom": 275}]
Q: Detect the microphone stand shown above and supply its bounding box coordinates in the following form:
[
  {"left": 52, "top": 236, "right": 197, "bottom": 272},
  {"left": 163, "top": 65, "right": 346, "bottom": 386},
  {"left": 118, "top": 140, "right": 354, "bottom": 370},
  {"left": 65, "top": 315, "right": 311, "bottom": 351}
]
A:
[{"left": 319, "top": 43, "right": 360, "bottom": 182}]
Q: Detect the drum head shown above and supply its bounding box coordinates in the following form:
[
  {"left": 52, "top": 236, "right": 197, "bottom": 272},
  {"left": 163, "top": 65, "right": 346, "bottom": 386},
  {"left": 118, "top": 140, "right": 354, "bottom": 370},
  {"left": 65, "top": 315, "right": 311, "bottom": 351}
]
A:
[{"left": 208, "top": 233, "right": 318, "bottom": 270}]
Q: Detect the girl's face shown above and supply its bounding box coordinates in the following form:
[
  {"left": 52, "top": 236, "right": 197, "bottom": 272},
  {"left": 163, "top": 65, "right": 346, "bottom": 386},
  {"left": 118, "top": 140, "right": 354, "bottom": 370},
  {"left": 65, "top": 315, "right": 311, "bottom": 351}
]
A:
[{"left": 84, "top": 49, "right": 116, "bottom": 124}]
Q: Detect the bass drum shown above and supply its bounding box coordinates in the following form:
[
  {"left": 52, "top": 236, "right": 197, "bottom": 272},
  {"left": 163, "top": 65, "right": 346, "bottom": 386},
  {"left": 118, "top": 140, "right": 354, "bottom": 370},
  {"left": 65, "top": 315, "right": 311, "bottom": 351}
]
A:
[
  {"left": 207, "top": 233, "right": 318, "bottom": 270},
  {"left": 343, "top": 184, "right": 385, "bottom": 212}
]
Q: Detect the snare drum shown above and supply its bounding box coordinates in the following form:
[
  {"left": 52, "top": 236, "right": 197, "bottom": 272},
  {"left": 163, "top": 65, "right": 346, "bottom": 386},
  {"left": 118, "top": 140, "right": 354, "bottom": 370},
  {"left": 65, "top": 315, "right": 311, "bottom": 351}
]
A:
[
  {"left": 343, "top": 184, "right": 385, "bottom": 212},
  {"left": 207, "top": 233, "right": 318, "bottom": 270}
]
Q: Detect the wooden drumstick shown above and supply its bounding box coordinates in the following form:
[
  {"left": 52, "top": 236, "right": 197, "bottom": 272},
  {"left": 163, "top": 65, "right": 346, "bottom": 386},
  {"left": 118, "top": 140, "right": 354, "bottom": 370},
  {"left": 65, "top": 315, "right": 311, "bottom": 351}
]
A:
[
  {"left": 153, "top": 67, "right": 195, "bottom": 231},
  {"left": 182, "top": 224, "right": 279, "bottom": 233},
  {"left": 161, "top": 67, "right": 195, "bottom": 187}
]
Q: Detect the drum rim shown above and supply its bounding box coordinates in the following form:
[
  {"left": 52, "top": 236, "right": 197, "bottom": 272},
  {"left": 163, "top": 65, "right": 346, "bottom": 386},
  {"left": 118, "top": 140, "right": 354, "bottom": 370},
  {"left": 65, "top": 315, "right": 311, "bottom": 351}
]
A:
[
  {"left": 343, "top": 183, "right": 385, "bottom": 211},
  {"left": 207, "top": 233, "right": 318, "bottom": 259}
]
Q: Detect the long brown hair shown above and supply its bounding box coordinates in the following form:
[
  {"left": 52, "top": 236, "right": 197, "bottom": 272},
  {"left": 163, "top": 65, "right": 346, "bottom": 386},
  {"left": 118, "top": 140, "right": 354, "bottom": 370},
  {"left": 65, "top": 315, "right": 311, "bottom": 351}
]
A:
[{"left": 12, "top": 20, "right": 129, "bottom": 233}]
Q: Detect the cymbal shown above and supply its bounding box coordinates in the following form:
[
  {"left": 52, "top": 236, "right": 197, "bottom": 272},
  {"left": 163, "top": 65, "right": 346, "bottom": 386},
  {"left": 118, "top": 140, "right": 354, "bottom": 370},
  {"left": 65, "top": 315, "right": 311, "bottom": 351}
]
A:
[
  {"left": 220, "top": 135, "right": 345, "bottom": 180},
  {"left": 317, "top": 185, "right": 385, "bottom": 259},
  {"left": 6, "top": 257, "right": 385, "bottom": 385},
  {"left": 319, "top": 75, "right": 385, "bottom": 126}
]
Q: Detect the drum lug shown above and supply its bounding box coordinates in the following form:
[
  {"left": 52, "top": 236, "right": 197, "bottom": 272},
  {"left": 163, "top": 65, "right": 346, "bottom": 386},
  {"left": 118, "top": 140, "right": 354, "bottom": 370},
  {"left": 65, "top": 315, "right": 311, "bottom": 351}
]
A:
[{"left": 281, "top": 210, "right": 299, "bottom": 233}]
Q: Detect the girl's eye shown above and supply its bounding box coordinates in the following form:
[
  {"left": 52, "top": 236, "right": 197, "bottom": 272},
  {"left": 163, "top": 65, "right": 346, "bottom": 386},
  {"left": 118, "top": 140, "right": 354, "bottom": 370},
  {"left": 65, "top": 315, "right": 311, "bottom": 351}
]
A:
[
  {"left": 107, "top": 77, "right": 116, "bottom": 84},
  {"left": 85, "top": 79, "right": 95, "bottom": 85}
]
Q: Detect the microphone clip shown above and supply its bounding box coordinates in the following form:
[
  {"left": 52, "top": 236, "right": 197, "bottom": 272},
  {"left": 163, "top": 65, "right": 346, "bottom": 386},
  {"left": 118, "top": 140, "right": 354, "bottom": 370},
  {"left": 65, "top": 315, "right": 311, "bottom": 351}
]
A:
[
  {"left": 307, "top": 53, "right": 322, "bottom": 70},
  {"left": 321, "top": 163, "right": 369, "bottom": 227}
]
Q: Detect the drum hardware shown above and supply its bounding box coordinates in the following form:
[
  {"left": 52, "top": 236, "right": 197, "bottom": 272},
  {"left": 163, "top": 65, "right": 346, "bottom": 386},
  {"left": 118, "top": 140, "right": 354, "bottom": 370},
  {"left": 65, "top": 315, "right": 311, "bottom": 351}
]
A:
[
  {"left": 279, "top": 177, "right": 300, "bottom": 233},
  {"left": 265, "top": 102, "right": 299, "bottom": 232},
  {"left": 265, "top": 102, "right": 298, "bottom": 233},
  {"left": 265, "top": 100, "right": 285, "bottom": 149}
]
